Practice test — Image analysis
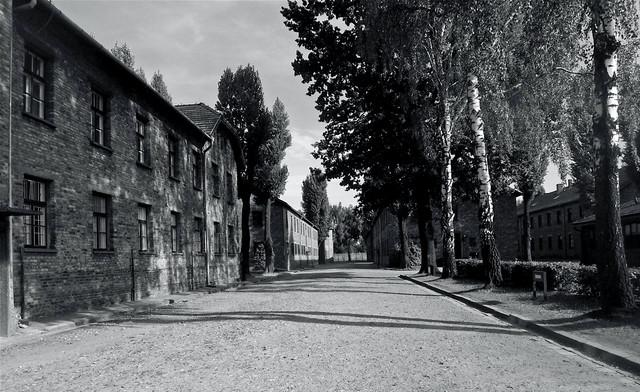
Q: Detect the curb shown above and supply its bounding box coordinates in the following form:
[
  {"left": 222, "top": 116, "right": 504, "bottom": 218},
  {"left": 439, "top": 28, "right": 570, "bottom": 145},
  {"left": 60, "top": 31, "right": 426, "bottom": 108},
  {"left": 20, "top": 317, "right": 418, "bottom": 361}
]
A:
[{"left": 399, "top": 274, "right": 640, "bottom": 377}]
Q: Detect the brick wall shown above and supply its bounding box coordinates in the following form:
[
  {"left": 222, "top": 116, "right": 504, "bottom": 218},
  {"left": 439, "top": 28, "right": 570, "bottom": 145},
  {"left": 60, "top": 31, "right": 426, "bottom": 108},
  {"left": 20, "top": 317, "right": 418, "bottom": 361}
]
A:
[
  {"left": 0, "top": 0, "right": 11, "bottom": 207},
  {"left": 205, "top": 127, "right": 241, "bottom": 287},
  {"left": 8, "top": 5, "right": 240, "bottom": 318}
]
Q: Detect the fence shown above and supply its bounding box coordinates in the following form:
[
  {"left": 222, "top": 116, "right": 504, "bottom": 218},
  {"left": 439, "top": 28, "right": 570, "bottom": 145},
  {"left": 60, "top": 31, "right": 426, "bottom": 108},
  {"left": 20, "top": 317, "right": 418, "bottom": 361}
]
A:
[{"left": 331, "top": 252, "right": 368, "bottom": 262}]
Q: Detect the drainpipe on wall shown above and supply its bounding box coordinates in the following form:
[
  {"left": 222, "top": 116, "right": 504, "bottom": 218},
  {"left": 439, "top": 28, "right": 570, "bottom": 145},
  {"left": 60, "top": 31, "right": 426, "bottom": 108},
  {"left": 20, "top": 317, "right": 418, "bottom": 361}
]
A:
[{"left": 202, "top": 140, "right": 212, "bottom": 286}]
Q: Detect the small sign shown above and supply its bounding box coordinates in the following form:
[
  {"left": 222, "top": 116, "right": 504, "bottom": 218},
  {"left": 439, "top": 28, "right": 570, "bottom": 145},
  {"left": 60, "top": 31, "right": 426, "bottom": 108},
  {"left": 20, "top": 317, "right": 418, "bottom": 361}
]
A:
[{"left": 532, "top": 270, "right": 548, "bottom": 300}]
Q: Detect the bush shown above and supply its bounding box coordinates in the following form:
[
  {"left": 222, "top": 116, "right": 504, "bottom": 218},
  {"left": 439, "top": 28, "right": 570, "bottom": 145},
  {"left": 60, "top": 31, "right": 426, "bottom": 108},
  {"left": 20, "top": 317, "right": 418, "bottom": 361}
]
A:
[{"left": 454, "top": 259, "right": 640, "bottom": 298}]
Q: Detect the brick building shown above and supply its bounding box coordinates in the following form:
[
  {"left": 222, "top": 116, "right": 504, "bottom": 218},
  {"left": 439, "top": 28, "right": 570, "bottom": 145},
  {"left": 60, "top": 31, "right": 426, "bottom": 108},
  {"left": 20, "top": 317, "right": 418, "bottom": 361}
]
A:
[
  {"left": 268, "top": 198, "right": 319, "bottom": 270},
  {"left": 0, "top": 1, "right": 243, "bottom": 325},
  {"left": 366, "top": 193, "right": 520, "bottom": 268},
  {"left": 516, "top": 184, "right": 587, "bottom": 260}
]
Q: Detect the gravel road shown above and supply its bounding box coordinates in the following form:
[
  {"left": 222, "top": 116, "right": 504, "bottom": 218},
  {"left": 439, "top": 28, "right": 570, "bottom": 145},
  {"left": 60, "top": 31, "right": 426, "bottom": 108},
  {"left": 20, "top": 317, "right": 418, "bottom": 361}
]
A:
[{"left": 1, "top": 264, "right": 638, "bottom": 391}]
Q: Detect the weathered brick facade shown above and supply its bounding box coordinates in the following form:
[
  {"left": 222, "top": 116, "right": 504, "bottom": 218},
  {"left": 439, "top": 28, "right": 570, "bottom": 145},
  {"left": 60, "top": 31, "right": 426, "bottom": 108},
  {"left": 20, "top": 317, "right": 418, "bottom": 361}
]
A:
[
  {"left": 0, "top": 0, "right": 11, "bottom": 206},
  {"left": 1, "top": 2, "right": 243, "bottom": 319},
  {"left": 270, "top": 199, "right": 319, "bottom": 271}
]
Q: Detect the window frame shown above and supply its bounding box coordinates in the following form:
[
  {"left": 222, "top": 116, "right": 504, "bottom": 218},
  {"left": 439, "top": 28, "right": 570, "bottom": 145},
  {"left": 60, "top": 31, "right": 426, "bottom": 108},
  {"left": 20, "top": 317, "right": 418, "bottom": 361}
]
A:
[
  {"left": 211, "top": 161, "right": 221, "bottom": 198},
  {"left": 193, "top": 217, "right": 204, "bottom": 254},
  {"left": 168, "top": 136, "right": 180, "bottom": 179},
  {"left": 192, "top": 148, "right": 203, "bottom": 190},
  {"left": 226, "top": 172, "right": 234, "bottom": 204},
  {"left": 214, "top": 222, "right": 223, "bottom": 255},
  {"left": 138, "top": 204, "right": 152, "bottom": 252},
  {"left": 135, "top": 117, "right": 150, "bottom": 166},
  {"left": 91, "top": 89, "right": 110, "bottom": 148},
  {"left": 23, "top": 49, "right": 46, "bottom": 120},
  {"left": 92, "top": 192, "right": 111, "bottom": 251},
  {"left": 170, "top": 211, "right": 181, "bottom": 253},
  {"left": 23, "top": 177, "right": 48, "bottom": 248},
  {"left": 227, "top": 225, "right": 236, "bottom": 255}
]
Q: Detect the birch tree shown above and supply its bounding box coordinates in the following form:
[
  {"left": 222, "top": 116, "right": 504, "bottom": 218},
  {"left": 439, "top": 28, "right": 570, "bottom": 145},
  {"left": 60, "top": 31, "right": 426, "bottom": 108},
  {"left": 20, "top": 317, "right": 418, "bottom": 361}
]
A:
[{"left": 589, "top": 0, "right": 637, "bottom": 311}]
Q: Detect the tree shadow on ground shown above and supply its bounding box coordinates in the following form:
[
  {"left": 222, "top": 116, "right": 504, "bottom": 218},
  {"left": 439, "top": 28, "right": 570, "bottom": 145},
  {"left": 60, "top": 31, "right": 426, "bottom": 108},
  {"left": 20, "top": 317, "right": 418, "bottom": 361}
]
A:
[
  {"left": 108, "top": 310, "right": 525, "bottom": 336},
  {"left": 238, "top": 287, "right": 440, "bottom": 298}
]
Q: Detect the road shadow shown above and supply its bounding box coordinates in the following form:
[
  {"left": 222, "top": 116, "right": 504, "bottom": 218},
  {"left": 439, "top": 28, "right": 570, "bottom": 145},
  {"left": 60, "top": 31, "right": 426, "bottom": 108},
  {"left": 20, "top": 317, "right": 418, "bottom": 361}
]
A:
[{"left": 106, "top": 310, "right": 525, "bottom": 336}]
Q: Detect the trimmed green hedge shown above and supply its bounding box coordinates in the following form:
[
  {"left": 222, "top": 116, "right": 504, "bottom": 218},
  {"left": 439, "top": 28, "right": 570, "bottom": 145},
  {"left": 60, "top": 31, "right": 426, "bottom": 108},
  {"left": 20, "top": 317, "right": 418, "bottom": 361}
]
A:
[{"left": 454, "top": 259, "right": 640, "bottom": 298}]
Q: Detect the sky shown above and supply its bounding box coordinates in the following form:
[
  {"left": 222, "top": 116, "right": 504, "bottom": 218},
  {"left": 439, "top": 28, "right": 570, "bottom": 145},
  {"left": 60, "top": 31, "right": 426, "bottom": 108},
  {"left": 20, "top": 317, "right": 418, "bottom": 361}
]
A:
[
  {"left": 54, "top": 0, "right": 358, "bottom": 209},
  {"left": 54, "top": 0, "right": 562, "bottom": 209}
]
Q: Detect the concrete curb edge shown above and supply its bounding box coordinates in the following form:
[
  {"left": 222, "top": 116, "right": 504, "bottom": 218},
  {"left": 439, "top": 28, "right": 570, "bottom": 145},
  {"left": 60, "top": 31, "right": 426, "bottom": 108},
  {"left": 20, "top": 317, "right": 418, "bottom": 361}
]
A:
[{"left": 399, "top": 274, "right": 640, "bottom": 377}]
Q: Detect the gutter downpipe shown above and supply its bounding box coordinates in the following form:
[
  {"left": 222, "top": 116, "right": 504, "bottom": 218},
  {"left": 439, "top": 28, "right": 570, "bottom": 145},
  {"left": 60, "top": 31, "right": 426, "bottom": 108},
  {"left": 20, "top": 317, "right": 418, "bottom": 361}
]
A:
[{"left": 202, "top": 139, "right": 212, "bottom": 287}]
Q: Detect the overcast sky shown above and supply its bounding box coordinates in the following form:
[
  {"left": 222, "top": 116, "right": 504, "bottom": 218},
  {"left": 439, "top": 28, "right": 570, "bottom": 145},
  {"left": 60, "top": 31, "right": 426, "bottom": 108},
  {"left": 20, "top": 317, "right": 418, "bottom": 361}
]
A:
[
  {"left": 54, "top": 0, "right": 358, "bottom": 209},
  {"left": 54, "top": 0, "right": 564, "bottom": 207}
]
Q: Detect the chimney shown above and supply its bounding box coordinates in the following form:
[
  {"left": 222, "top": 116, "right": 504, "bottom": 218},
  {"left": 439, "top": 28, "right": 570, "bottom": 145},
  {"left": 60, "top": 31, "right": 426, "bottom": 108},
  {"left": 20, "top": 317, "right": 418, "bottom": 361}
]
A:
[
  {"left": 556, "top": 183, "right": 564, "bottom": 193},
  {"left": 567, "top": 179, "right": 573, "bottom": 187}
]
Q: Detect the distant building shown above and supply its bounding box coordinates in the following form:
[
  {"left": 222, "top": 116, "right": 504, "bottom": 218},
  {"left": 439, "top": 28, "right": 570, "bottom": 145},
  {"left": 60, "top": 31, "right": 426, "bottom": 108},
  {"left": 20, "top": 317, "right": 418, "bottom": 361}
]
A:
[
  {"left": 518, "top": 174, "right": 640, "bottom": 264},
  {"left": 516, "top": 183, "right": 588, "bottom": 260},
  {"left": 254, "top": 198, "right": 319, "bottom": 270},
  {"left": 1, "top": 1, "right": 243, "bottom": 324},
  {"left": 366, "top": 193, "right": 520, "bottom": 268},
  {"left": 573, "top": 199, "right": 640, "bottom": 267}
]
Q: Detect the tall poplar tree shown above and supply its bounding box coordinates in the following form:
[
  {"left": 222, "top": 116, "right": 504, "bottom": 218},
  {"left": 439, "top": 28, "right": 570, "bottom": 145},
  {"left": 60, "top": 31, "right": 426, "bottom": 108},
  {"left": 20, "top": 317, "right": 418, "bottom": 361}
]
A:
[
  {"left": 302, "top": 168, "right": 330, "bottom": 263},
  {"left": 254, "top": 98, "right": 292, "bottom": 273},
  {"left": 215, "top": 65, "right": 270, "bottom": 280}
]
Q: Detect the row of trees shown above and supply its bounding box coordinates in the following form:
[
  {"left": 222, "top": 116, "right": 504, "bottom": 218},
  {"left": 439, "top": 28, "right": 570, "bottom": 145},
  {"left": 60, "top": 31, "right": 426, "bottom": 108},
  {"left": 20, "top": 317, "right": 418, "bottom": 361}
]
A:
[
  {"left": 111, "top": 42, "right": 173, "bottom": 103},
  {"left": 282, "top": 0, "right": 639, "bottom": 312},
  {"left": 216, "top": 66, "right": 292, "bottom": 275}
]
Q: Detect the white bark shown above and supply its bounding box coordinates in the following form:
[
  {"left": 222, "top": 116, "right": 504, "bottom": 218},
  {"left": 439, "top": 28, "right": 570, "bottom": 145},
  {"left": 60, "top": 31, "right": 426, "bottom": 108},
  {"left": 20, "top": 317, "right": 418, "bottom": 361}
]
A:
[{"left": 467, "top": 74, "right": 494, "bottom": 223}]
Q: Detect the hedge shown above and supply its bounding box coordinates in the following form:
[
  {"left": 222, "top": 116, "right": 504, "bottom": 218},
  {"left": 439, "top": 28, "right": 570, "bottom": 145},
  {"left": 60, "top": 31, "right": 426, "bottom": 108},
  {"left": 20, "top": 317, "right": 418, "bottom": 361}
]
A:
[{"left": 454, "top": 259, "right": 640, "bottom": 298}]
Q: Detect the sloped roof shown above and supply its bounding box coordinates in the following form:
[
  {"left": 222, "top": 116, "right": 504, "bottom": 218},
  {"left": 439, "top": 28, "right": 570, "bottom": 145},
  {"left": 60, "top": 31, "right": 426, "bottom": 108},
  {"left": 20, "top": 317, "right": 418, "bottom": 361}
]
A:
[
  {"left": 573, "top": 199, "right": 640, "bottom": 225},
  {"left": 175, "top": 103, "right": 222, "bottom": 133},
  {"left": 526, "top": 186, "right": 581, "bottom": 213},
  {"left": 176, "top": 103, "right": 245, "bottom": 171}
]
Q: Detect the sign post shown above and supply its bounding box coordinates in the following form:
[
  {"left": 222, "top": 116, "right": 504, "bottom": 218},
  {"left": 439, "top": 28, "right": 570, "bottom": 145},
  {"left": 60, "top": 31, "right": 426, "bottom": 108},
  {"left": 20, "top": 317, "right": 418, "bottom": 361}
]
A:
[{"left": 532, "top": 270, "right": 548, "bottom": 300}]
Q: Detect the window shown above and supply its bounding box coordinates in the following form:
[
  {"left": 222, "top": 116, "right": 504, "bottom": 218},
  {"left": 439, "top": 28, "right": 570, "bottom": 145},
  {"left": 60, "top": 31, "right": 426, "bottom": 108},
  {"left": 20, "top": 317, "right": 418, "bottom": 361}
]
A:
[
  {"left": 170, "top": 212, "right": 181, "bottom": 252},
  {"left": 558, "top": 235, "right": 563, "bottom": 250},
  {"left": 23, "top": 50, "right": 45, "bottom": 119},
  {"left": 530, "top": 238, "right": 535, "bottom": 252},
  {"left": 138, "top": 204, "right": 151, "bottom": 251},
  {"left": 228, "top": 225, "right": 236, "bottom": 255},
  {"left": 23, "top": 177, "right": 47, "bottom": 247},
  {"left": 530, "top": 217, "right": 534, "bottom": 229},
  {"left": 579, "top": 206, "right": 584, "bottom": 218},
  {"left": 569, "top": 233, "right": 574, "bottom": 249},
  {"left": 546, "top": 213, "right": 551, "bottom": 226},
  {"left": 192, "top": 148, "right": 202, "bottom": 189},
  {"left": 93, "top": 193, "right": 111, "bottom": 250},
  {"left": 252, "top": 211, "right": 263, "bottom": 227},
  {"left": 214, "top": 222, "right": 223, "bottom": 254},
  {"left": 567, "top": 208, "right": 573, "bottom": 222},
  {"left": 556, "top": 210, "right": 561, "bottom": 225},
  {"left": 91, "top": 90, "right": 109, "bottom": 147},
  {"left": 211, "top": 162, "right": 221, "bottom": 197},
  {"left": 226, "top": 172, "right": 234, "bottom": 204},
  {"left": 548, "top": 236, "right": 553, "bottom": 250},
  {"left": 538, "top": 237, "right": 543, "bottom": 250},
  {"left": 537, "top": 215, "right": 542, "bottom": 227},
  {"left": 168, "top": 137, "right": 179, "bottom": 178},
  {"left": 136, "top": 117, "right": 149, "bottom": 165},
  {"left": 193, "top": 217, "right": 204, "bottom": 253}
]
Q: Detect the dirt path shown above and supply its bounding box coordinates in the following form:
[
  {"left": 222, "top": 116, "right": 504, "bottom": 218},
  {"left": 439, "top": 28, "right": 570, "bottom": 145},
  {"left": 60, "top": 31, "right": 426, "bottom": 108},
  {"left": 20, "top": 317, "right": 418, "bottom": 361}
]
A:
[{"left": 1, "top": 266, "right": 638, "bottom": 391}]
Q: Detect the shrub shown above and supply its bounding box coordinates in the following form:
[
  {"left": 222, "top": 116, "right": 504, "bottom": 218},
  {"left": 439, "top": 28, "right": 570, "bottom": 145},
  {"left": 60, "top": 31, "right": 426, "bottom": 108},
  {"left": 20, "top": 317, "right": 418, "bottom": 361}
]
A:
[{"left": 454, "top": 259, "right": 640, "bottom": 298}]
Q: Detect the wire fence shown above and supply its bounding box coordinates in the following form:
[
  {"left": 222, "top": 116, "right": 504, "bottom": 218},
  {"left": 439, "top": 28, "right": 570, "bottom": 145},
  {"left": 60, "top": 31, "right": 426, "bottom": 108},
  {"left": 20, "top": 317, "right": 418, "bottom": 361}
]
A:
[{"left": 331, "top": 252, "right": 368, "bottom": 262}]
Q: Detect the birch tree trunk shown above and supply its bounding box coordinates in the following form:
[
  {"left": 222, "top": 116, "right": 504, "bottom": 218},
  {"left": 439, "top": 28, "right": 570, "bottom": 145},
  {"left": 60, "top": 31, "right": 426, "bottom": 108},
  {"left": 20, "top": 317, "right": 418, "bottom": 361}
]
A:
[
  {"left": 263, "top": 198, "right": 275, "bottom": 273},
  {"left": 467, "top": 74, "right": 502, "bottom": 288},
  {"left": 591, "top": 0, "right": 635, "bottom": 312},
  {"left": 440, "top": 99, "right": 457, "bottom": 278}
]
